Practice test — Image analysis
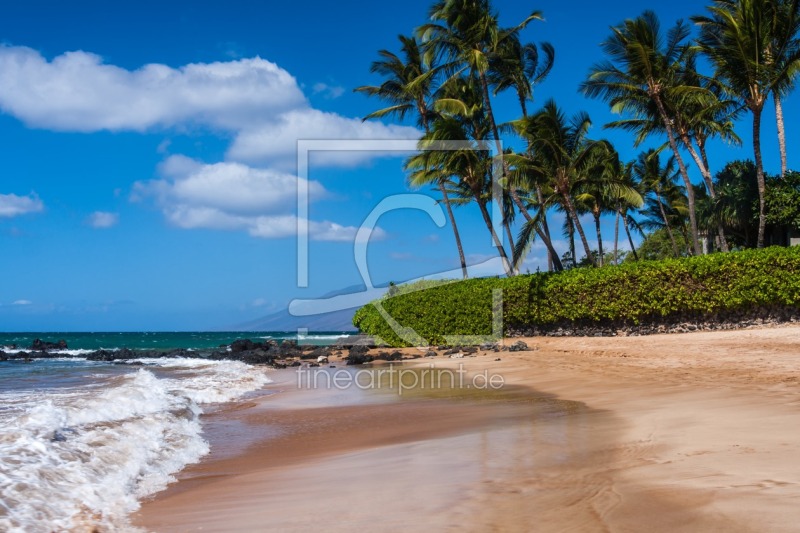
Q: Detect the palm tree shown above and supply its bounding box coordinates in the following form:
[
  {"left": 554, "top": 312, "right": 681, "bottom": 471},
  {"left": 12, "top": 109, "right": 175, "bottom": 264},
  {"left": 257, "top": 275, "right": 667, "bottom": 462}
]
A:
[
  {"left": 634, "top": 149, "right": 686, "bottom": 258},
  {"left": 420, "top": 0, "right": 548, "bottom": 255},
  {"left": 512, "top": 100, "right": 612, "bottom": 267},
  {"left": 576, "top": 150, "right": 643, "bottom": 266},
  {"left": 693, "top": 0, "right": 800, "bottom": 247},
  {"left": 765, "top": 0, "right": 800, "bottom": 177},
  {"left": 616, "top": 162, "right": 644, "bottom": 262},
  {"left": 488, "top": 35, "right": 558, "bottom": 270},
  {"left": 582, "top": 11, "right": 703, "bottom": 255},
  {"left": 409, "top": 78, "right": 515, "bottom": 276},
  {"left": 355, "top": 35, "right": 469, "bottom": 278},
  {"left": 669, "top": 55, "right": 740, "bottom": 252}
]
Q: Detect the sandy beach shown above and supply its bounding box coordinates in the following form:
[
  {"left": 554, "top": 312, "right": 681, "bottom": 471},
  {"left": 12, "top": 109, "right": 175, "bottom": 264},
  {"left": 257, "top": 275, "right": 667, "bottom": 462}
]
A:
[{"left": 134, "top": 325, "right": 800, "bottom": 532}]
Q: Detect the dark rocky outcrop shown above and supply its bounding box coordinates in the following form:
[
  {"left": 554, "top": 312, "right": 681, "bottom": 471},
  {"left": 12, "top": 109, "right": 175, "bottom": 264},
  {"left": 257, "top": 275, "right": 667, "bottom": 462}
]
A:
[
  {"left": 230, "top": 339, "right": 261, "bottom": 353},
  {"left": 372, "top": 350, "right": 403, "bottom": 362},
  {"left": 442, "top": 346, "right": 478, "bottom": 356},
  {"left": 346, "top": 345, "right": 374, "bottom": 365},
  {"left": 300, "top": 346, "right": 332, "bottom": 360},
  {"left": 30, "top": 339, "right": 68, "bottom": 351},
  {"left": 508, "top": 340, "right": 529, "bottom": 352},
  {"left": 507, "top": 306, "right": 800, "bottom": 338}
]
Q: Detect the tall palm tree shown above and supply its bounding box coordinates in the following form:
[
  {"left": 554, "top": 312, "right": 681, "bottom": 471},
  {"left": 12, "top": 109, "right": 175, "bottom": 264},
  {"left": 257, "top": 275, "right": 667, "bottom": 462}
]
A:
[
  {"left": 615, "top": 161, "right": 644, "bottom": 262},
  {"left": 419, "top": 0, "right": 547, "bottom": 253},
  {"left": 355, "top": 35, "right": 469, "bottom": 278},
  {"left": 765, "top": 0, "right": 800, "bottom": 177},
  {"left": 634, "top": 149, "right": 686, "bottom": 258},
  {"left": 489, "top": 35, "right": 558, "bottom": 270},
  {"left": 581, "top": 11, "right": 703, "bottom": 255},
  {"left": 512, "top": 100, "right": 612, "bottom": 267},
  {"left": 694, "top": 0, "right": 800, "bottom": 247},
  {"left": 409, "top": 78, "right": 515, "bottom": 276},
  {"left": 576, "top": 150, "right": 642, "bottom": 266}
]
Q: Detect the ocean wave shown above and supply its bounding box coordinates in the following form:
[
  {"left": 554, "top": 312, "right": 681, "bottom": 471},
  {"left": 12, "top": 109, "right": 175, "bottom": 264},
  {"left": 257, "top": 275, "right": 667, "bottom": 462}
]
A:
[
  {"left": 0, "top": 348, "right": 100, "bottom": 356},
  {"left": 0, "top": 361, "right": 270, "bottom": 532}
]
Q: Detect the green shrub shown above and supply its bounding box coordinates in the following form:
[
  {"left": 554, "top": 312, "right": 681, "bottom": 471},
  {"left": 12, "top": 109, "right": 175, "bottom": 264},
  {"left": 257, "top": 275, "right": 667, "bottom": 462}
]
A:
[{"left": 352, "top": 246, "right": 800, "bottom": 346}]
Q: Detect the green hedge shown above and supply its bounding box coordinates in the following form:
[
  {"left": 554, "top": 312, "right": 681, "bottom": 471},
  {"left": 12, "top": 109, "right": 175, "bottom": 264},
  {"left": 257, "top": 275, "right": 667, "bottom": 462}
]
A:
[{"left": 352, "top": 246, "right": 800, "bottom": 346}]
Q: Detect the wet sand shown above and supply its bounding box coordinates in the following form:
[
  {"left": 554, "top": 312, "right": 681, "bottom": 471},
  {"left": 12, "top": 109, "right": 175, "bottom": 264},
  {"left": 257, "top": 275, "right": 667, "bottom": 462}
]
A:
[{"left": 134, "top": 325, "right": 800, "bottom": 532}]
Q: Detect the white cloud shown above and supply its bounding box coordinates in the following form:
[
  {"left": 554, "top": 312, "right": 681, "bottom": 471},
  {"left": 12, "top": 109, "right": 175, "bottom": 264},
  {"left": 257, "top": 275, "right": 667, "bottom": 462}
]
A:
[
  {"left": 0, "top": 192, "right": 44, "bottom": 217},
  {"left": 134, "top": 156, "right": 385, "bottom": 242},
  {"left": 226, "top": 108, "right": 419, "bottom": 168},
  {"left": 12, "top": 299, "right": 32, "bottom": 306},
  {"left": 0, "top": 45, "right": 418, "bottom": 168},
  {"left": 159, "top": 155, "right": 327, "bottom": 214},
  {"left": 312, "top": 82, "right": 345, "bottom": 99},
  {"left": 249, "top": 215, "right": 386, "bottom": 241},
  {"left": 0, "top": 45, "right": 416, "bottom": 240},
  {"left": 0, "top": 46, "right": 305, "bottom": 131},
  {"left": 87, "top": 211, "right": 119, "bottom": 228}
]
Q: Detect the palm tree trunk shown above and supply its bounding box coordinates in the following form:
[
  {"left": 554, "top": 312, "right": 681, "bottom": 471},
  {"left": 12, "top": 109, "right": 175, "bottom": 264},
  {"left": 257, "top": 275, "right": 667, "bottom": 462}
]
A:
[
  {"left": 509, "top": 191, "right": 563, "bottom": 271},
  {"left": 752, "top": 105, "right": 767, "bottom": 248},
  {"left": 594, "top": 211, "right": 604, "bottom": 267},
  {"left": 613, "top": 207, "right": 620, "bottom": 265},
  {"left": 698, "top": 137, "right": 711, "bottom": 177},
  {"left": 475, "top": 196, "right": 514, "bottom": 276},
  {"left": 562, "top": 193, "right": 595, "bottom": 266},
  {"left": 439, "top": 181, "right": 468, "bottom": 279},
  {"left": 695, "top": 137, "right": 729, "bottom": 253},
  {"left": 656, "top": 191, "right": 680, "bottom": 258},
  {"left": 422, "top": 113, "right": 469, "bottom": 278},
  {"left": 622, "top": 211, "right": 639, "bottom": 261},
  {"left": 504, "top": 219, "right": 516, "bottom": 270},
  {"left": 682, "top": 133, "right": 715, "bottom": 196},
  {"left": 480, "top": 74, "right": 503, "bottom": 158},
  {"left": 568, "top": 217, "right": 576, "bottom": 268},
  {"left": 653, "top": 94, "right": 702, "bottom": 255},
  {"left": 518, "top": 96, "right": 555, "bottom": 272},
  {"left": 775, "top": 92, "right": 787, "bottom": 178},
  {"left": 536, "top": 186, "right": 554, "bottom": 271}
]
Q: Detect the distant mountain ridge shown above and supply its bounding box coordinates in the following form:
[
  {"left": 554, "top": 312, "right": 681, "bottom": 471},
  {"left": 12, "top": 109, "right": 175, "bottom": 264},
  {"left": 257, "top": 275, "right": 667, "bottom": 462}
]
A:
[{"left": 232, "top": 283, "right": 377, "bottom": 332}]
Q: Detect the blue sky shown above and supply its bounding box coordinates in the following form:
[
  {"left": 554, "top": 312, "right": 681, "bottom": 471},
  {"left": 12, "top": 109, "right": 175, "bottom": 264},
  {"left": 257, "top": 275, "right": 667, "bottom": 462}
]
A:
[{"left": 0, "top": 0, "right": 794, "bottom": 331}]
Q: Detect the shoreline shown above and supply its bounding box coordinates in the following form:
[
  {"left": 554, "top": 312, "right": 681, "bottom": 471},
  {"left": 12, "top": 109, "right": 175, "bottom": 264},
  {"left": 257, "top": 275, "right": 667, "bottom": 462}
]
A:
[{"left": 134, "top": 325, "right": 800, "bottom": 531}]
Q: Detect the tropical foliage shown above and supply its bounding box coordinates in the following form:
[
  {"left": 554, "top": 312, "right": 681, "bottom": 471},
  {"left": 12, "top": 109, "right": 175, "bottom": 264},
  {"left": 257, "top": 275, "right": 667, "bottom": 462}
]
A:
[
  {"left": 353, "top": 246, "right": 800, "bottom": 346},
  {"left": 356, "top": 0, "right": 800, "bottom": 278}
]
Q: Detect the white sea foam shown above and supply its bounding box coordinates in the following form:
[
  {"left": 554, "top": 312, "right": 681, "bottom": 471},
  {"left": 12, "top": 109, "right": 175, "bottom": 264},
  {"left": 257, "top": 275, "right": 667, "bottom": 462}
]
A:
[
  {"left": 0, "top": 348, "right": 99, "bottom": 356},
  {"left": 297, "top": 334, "right": 351, "bottom": 341},
  {"left": 258, "top": 334, "right": 352, "bottom": 342},
  {"left": 0, "top": 359, "right": 270, "bottom": 532}
]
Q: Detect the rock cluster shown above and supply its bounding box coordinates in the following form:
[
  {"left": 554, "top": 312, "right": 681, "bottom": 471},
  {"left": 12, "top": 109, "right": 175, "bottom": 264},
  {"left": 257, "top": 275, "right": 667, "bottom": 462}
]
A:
[{"left": 507, "top": 305, "right": 800, "bottom": 338}]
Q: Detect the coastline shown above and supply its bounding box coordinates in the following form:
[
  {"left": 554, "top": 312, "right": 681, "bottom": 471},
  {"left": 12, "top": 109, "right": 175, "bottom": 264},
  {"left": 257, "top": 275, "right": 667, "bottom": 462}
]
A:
[{"left": 134, "top": 324, "right": 800, "bottom": 532}]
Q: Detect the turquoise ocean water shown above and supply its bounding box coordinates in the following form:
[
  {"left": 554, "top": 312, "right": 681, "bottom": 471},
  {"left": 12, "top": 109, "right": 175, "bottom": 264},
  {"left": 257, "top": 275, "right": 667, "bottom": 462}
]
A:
[
  {"left": 0, "top": 331, "right": 350, "bottom": 531},
  {"left": 0, "top": 330, "right": 352, "bottom": 351}
]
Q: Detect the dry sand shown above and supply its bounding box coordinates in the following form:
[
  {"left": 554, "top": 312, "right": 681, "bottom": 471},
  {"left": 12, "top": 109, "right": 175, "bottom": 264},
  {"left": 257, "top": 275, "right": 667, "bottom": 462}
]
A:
[{"left": 134, "top": 325, "right": 800, "bottom": 532}]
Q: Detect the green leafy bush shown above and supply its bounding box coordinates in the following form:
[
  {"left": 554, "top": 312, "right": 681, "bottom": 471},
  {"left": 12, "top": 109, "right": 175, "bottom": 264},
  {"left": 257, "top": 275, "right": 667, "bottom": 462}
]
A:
[{"left": 353, "top": 246, "right": 800, "bottom": 346}]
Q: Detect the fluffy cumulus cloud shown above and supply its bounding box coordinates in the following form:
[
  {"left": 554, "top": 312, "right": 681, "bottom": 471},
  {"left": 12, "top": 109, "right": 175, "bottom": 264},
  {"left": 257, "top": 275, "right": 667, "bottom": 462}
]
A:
[
  {"left": 0, "top": 45, "right": 418, "bottom": 163},
  {"left": 87, "top": 211, "right": 119, "bottom": 228},
  {"left": 134, "top": 155, "right": 385, "bottom": 241},
  {"left": 227, "top": 108, "right": 419, "bottom": 168},
  {"left": 0, "top": 44, "right": 416, "bottom": 240},
  {"left": 0, "top": 46, "right": 305, "bottom": 131},
  {"left": 0, "top": 192, "right": 44, "bottom": 217}
]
